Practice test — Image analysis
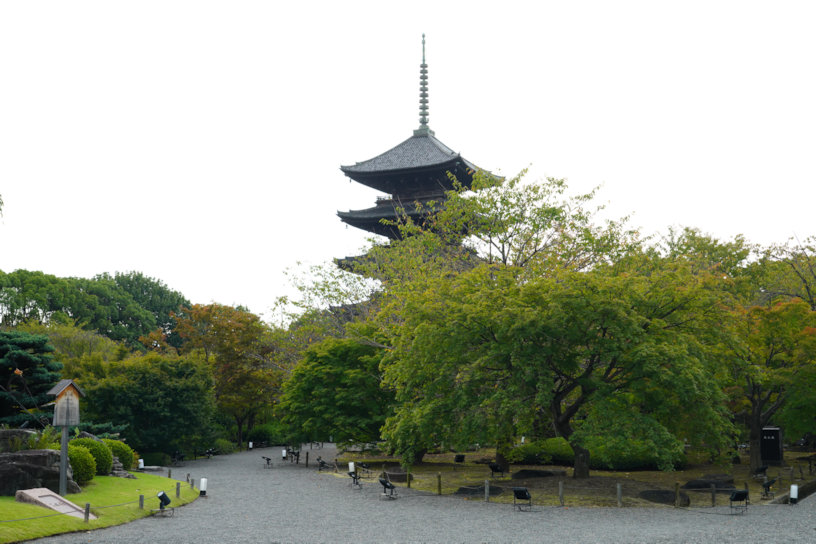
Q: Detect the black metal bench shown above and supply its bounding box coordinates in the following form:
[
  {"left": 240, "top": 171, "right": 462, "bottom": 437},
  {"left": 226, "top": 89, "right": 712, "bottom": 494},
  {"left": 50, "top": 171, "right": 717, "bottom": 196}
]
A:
[
  {"left": 488, "top": 462, "right": 505, "bottom": 478},
  {"left": 453, "top": 454, "right": 465, "bottom": 470},
  {"left": 729, "top": 489, "right": 749, "bottom": 514},
  {"left": 752, "top": 465, "right": 768, "bottom": 479},
  {"left": 358, "top": 462, "right": 372, "bottom": 477},
  {"left": 512, "top": 487, "right": 532, "bottom": 511},
  {"left": 171, "top": 451, "right": 185, "bottom": 465},
  {"left": 261, "top": 456, "right": 273, "bottom": 469},
  {"left": 379, "top": 477, "right": 398, "bottom": 499}
]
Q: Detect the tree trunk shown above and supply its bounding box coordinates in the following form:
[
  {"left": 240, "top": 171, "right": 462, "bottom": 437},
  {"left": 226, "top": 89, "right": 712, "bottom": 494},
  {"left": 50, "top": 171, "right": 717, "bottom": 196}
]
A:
[
  {"left": 572, "top": 444, "right": 591, "bottom": 479},
  {"left": 749, "top": 414, "right": 763, "bottom": 472}
]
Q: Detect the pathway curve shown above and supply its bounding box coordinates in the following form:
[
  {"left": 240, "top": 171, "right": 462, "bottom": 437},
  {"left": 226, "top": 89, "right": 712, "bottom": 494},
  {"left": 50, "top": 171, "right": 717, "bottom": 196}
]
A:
[{"left": 31, "top": 445, "right": 816, "bottom": 543}]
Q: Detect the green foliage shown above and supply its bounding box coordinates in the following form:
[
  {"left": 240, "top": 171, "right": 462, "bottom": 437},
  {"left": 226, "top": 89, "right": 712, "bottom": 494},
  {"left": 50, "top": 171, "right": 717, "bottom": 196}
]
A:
[
  {"left": 246, "top": 422, "right": 286, "bottom": 445},
  {"left": 278, "top": 338, "right": 391, "bottom": 446},
  {"left": 69, "top": 437, "right": 113, "bottom": 475},
  {"left": 535, "top": 438, "right": 575, "bottom": 465},
  {"left": 102, "top": 438, "right": 136, "bottom": 470},
  {"left": 83, "top": 352, "right": 215, "bottom": 454},
  {"left": 67, "top": 444, "right": 96, "bottom": 484},
  {"left": 214, "top": 437, "right": 237, "bottom": 454},
  {"left": 0, "top": 331, "right": 62, "bottom": 427},
  {"left": 141, "top": 452, "right": 170, "bottom": 466},
  {"left": 506, "top": 441, "right": 553, "bottom": 465}
]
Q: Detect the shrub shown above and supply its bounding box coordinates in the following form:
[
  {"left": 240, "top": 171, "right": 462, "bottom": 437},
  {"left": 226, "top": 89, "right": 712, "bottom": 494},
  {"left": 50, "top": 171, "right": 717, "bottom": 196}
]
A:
[
  {"left": 507, "top": 441, "right": 553, "bottom": 465},
  {"left": 214, "top": 438, "right": 237, "bottom": 454},
  {"left": 540, "top": 437, "right": 575, "bottom": 465},
  {"left": 70, "top": 437, "right": 113, "bottom": 475},
  {"left": 247, "top": 422, "right": 286, "bottom": 446},
  {"left": 103, "top": 438, "right": 136, "bottom": 470},
  {"left": 67, "top": 444, "right": 96, "bottom": 484},
  {"left": 142, "top": 452, "right": 171, "bottom": 466}
]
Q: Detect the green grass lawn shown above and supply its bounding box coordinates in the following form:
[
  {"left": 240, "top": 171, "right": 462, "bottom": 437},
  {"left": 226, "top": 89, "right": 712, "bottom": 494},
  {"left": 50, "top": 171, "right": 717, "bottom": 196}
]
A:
[{"left": 0, "top": 473, "right": 199, "bottom": 544}]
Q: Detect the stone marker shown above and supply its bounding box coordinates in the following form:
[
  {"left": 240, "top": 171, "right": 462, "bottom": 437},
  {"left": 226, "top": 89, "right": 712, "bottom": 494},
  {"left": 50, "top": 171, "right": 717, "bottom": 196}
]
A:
[{"left": 15, "top": 487, "right": 97, "bottom": 520}]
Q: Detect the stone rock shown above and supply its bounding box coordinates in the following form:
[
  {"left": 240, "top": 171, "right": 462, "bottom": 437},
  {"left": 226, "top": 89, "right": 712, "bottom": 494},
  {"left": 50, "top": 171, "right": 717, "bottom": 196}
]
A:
[
  {"left": 454, "top": 484, "right": 504, "bottom": 496},
  {"left": 0, "top": 429, "right": 37, "bottom": 453},
  {"left": 681, "top": 474, "right": 735, "bottom": 491},
  {"left": 453, "top": 485, "right": 504, "bottom": 497},
  {"left": 0, "top": 450, "right": 80, "bottom": 496},
  {"left": 639, "top": 489, "right": 690, "bottom": 507},
  {"left": 110, "top": 455, "right": 136, "bottom": 479},
  {"left": 511, "top": 469, "right": 567, "bottom": 479}
]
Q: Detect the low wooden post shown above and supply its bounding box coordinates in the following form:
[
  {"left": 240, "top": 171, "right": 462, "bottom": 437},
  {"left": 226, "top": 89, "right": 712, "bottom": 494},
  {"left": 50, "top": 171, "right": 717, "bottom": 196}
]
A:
[
  {"left": 559, "top": 480, "right": 564, "bottom": 506},
  {"left": 186, "top": 473, "right": 190, "bottom": 482},
  {"left": 616, "top": 483, "right": 622, "bottom": 507},
  {"left": 484, "top": 480, "right": 490, "bottom": 502},
  {"left": 168, "top": 468, "right": 172, "bottom": 479},
  {"left": 176, "top": 482, "right": 181, "bottom": 498},
  {"left": 190, "top": 478, "right": 195, "bottom": 489},
  {"left": 139, "top": 495, "right": 144, "bottom": 510},
  {"left": 437, "top": 472, "right": 442, "bottom": 495},
  {"left": 674, "top": 482, "right": 680, "bottom": 507},
  {"left": 84, "top": 503, "right": 90, "bottom": 523},
  {"left": 711, "top": 483, "right": 716, "bottom": 507},
  {"left": 406, "top": 466, "right": 411, "bottom": 489},
  {"left": 305, "top": 452, "right": 309, "bottom": 468}
]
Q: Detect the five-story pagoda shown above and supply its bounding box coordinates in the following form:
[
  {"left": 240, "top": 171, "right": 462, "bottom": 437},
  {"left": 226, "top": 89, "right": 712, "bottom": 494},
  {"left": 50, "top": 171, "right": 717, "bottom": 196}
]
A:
[{"left": 338, "top": 35, "right": 487, "bottom": 239}]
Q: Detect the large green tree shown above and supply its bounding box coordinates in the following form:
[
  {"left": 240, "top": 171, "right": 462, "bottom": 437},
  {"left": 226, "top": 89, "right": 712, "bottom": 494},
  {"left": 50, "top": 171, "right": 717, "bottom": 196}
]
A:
[
  {"left": 83, "top": 352, "right": 214, "bottom": 454},
  {"left": 724, "top": 299, "right": 816, "bottom": 470},
  {"left": 175, "top": 304, "right": 279, "bottom": 445},
  {"left": 278, "top": 337, "right": 390, "bottom": 446},
  {"left": 381, "top": 258, "right": 732, "bottom": 476},
  {"left": 0, "top": 331, "right": 62, "bottom": 427}
]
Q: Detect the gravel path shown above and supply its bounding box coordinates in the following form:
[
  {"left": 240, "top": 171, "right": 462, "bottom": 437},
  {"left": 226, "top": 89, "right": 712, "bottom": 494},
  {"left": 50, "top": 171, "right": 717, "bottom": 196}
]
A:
[{"left": 30, "top": 445, "right": 816, "bottom": 543}]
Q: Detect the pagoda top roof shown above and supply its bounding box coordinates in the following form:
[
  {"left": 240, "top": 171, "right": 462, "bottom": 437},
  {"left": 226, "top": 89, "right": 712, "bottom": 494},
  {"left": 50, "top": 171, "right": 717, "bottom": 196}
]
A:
[{"left": 341, "top": 129, "right": 478, "bottom": 176}]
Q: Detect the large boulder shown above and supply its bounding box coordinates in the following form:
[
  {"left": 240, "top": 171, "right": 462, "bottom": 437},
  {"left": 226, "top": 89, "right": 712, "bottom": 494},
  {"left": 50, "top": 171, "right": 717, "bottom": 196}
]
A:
[
  {"left": 0, "top": 429, "right": 37, "bottom": 453},
  {"left": 511, "top": 469, "right": 567, "bottom": 479},
  {"left": 0, "top": 449, "right": 80, "bottom": 496}
]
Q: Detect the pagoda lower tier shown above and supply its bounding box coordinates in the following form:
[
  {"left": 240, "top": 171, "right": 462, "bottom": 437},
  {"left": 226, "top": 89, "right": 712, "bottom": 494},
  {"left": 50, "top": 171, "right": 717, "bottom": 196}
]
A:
[{"left": 337, "top": 195, "right": 444, "bottom": 239}]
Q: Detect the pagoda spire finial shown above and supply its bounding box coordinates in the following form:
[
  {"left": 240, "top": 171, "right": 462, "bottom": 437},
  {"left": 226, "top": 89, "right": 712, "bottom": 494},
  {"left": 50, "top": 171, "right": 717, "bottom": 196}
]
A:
[{"left": 414, "top": 33, "right": 433, "bottom": 136}]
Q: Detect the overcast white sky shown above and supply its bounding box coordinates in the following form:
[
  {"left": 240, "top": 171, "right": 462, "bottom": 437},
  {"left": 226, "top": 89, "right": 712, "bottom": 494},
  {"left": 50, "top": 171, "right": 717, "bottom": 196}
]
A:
[{"left": 2, "top": 1, "right": 814, "bottom": 320}]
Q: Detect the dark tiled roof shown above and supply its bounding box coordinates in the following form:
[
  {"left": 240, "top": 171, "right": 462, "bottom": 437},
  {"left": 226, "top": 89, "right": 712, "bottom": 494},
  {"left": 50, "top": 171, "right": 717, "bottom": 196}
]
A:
[{"left": 341, "top": 131, "right": 478, "bottom": 174}]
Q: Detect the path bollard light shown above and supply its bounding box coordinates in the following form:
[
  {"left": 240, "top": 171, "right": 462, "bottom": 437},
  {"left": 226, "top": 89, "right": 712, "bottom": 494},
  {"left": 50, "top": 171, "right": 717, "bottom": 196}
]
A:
[
  {"left": 249, "top": 441, "right": 253, "bottom": 450},
  {"left": 789, "top": 484, "right": 798, "bottom": 505},
  {"left": 200, "top": 477, "right": 208, "bottom": 497},
  {"left": 157, "top": 491, "right": 171, "bottom": 510},
  {"left": 138, "top": 458, "right": 144, "bottom": 470},
  {"left": 282, "top": 448, "right": 287, "bottom": 462}
]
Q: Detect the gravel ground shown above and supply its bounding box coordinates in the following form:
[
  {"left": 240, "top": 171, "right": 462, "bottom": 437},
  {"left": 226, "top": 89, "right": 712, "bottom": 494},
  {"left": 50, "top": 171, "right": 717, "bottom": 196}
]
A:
[{"left": 29, "top": 445, "right": 816, "bottom": 543}]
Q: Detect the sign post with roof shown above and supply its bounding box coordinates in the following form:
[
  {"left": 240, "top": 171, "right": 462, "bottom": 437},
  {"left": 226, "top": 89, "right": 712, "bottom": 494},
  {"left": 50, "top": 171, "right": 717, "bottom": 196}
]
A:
[{"left": 47, "top": 379, "right": 85, "bottom": 496}]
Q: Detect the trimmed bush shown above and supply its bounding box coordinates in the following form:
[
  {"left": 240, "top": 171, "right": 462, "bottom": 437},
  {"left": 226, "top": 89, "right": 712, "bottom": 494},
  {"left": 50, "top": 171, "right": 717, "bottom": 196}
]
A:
[
  {"left": 103, "top": 438, "right": 136, "bottom": 470},
  {"left": 70, "top": 437, "right": 113, "bottom": 475},
  {"left": 540, "top": 437, "right": 575, "bottom": 465},
  {"left": 507, "top": 441, "right": 553, "bottom": 465},
  {"left": 142, "top": 452, "right": 171, "bottom": 466},
  {"left": 214, "top": 438, "right": 237, "bottom": 454},
  {"left": 247, "top": 422, "right": 286, "bottom": 445},
  {"left": 67, "top": 444, "right": 96, "bottom": 484}
]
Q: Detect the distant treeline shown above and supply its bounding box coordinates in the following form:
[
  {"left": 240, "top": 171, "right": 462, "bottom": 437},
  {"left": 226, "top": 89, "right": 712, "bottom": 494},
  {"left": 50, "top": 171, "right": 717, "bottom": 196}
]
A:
[{"left": 0, "top": 269, "right": 190, "bottom": 349}]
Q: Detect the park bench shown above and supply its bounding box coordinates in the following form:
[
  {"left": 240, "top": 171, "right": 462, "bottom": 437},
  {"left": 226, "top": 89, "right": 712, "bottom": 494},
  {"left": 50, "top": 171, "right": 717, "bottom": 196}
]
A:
[
  {"left": 261, "top": 456, "right": 273, "bottom": 469},
  {"left": 761, "top": 478, "right": 777, "bottom": 499},
  {"left": 453, "top": 454, "right": 465, "bottom": 470},
  {"left": 752, "top": 465, "right": 768, "bottom": 479},
  {"left": 379, "top": 477, "right": 398, "bottom": 500},
  {"left": 512, "top": 487, "right": 532, "bottom": 511},
  {"left": 488, "top": 462, "right": 505, "bottom": 478},
  {"left": 729, "top": 489, "right": 749, "bottom": 514}
]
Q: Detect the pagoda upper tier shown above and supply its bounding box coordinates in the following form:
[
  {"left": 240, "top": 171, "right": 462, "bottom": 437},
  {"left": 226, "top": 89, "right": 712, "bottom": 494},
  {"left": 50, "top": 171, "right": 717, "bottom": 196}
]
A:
[{"left": 338, "top": 36, "right": 487, "bottom": 240}]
